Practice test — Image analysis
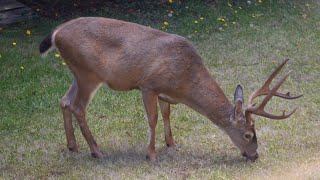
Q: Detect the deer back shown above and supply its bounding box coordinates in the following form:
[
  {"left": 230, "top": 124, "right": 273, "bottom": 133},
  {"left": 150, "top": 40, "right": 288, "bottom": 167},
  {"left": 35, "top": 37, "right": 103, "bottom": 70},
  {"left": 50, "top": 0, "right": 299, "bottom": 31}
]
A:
[{"left": 54, "top": 18, "right": 206, "bottom": 97}]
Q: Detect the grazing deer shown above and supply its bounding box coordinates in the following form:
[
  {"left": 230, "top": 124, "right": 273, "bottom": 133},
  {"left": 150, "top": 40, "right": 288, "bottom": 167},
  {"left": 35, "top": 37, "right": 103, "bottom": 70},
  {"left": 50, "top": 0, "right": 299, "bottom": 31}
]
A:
[{"left": 39, "top": 17, "right": 301, "bottom": 161}]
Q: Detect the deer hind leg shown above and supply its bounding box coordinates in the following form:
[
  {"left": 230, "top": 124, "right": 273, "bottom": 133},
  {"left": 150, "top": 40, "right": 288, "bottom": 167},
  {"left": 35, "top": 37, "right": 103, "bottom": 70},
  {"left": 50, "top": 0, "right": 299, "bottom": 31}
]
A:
[
  {"left": 142, "top": 90, "right": 158, "bottom": 161},
  {"left": 60, "top": 80, "right": 78, "bottom": 152},
  {"left": 159, "top": 100, "right": 175, "bottom": 147},
  {"left": 69, "top": 78, "right": 105, "bottom": 159}
]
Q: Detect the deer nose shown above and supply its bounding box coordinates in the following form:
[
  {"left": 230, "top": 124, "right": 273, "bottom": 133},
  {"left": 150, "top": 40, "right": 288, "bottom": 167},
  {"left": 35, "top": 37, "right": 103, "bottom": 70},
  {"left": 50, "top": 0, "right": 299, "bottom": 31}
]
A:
[
  {"left": 242, "top": 152, "right": 248, "bottom": 158},
  {"left": 247, "top": 152, "right": 259, "bottom": 162},
  {"left": 242, "top": 152, "right": 259, "bottom": 162}
]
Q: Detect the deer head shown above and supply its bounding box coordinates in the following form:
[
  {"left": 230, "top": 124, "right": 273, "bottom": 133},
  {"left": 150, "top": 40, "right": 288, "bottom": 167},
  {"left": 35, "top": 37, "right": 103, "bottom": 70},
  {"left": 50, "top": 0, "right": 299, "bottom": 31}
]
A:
[{"left": 227, "top": 59, "right": 302, "bottom": 161}]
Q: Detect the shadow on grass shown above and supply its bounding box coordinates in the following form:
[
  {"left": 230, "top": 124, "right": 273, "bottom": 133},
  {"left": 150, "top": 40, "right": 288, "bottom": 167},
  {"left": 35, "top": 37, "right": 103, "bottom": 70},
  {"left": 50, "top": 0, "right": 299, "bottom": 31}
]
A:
[{"left": 65, "top": 145, "right": 249, "bottom": 170}]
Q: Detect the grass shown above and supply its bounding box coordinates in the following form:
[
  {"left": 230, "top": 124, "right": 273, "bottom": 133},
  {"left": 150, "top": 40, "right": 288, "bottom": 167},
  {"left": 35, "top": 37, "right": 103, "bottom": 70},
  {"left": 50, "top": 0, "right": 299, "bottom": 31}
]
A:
[{"left": 1, "top": 0, "right": 319, "bottom": 179}]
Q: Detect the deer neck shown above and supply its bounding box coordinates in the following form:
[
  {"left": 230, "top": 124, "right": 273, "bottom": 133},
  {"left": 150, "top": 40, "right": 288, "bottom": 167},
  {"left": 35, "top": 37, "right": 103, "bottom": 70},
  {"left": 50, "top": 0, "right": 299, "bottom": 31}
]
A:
[{"left": 182, "top": 71, "right": 233, "bottom": 128}]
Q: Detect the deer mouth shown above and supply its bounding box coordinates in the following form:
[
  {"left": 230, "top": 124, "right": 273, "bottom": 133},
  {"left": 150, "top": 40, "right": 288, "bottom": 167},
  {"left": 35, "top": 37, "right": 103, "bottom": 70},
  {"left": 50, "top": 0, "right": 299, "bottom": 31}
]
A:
[{"left": 242, "top": 152, "right": 259, "bottom": 162}]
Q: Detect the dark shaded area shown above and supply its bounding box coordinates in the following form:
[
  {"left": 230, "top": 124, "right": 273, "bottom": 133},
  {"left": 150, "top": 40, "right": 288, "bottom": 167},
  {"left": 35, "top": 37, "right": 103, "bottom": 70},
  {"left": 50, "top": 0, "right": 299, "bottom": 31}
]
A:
[
  {"left": 0, "top": 0, "right": 33, "bottom": 25},
  {"left": 16, "top": 0, "right": 171, "bottom": 18},
  {"left": 15, "top": 0, "right": 234, "bottom": 19}
]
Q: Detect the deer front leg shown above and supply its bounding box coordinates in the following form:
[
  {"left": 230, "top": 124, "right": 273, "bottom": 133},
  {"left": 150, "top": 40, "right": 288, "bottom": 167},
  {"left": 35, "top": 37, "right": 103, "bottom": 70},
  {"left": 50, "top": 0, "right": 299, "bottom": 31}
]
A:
[
  {"left": 60, "top": 81, "right": 78, "bottom": 152},
  {"left": 159, "top": 100, "right": 175, "bottom": 147},
  {"left": 142, "top": 90, "right": 158, "bottom": 161}
]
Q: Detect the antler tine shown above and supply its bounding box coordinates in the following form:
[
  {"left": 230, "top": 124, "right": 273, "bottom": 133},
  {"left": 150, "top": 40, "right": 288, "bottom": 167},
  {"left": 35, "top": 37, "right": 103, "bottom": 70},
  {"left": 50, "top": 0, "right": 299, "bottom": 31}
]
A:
[
  {"left": 248, "top": 59, "right": 290, "bottom": 106},
  {"left": 248, "top": 70, "right": 292, "bottom": 110},
  {"left": 273, "top": 92, "right": 303, "bottom": 99},
  {"left": 264, "top": 59, "right": 290, "bottom": 89},
  {"left": 258, "top": 70, "right": 292, "bottom": 108},
  {"left": 251, "top": 91, "right": 302, "bottom": 100}
]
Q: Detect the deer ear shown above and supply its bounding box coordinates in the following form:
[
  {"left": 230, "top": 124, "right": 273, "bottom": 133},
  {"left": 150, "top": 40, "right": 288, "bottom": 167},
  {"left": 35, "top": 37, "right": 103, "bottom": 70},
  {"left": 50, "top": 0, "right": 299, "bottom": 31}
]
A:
[
  {"left": 231, "top": 99, "right": 244, "bottom": 123},
  {"left": 234, "top": 99, "right": 243, "bottom": 117},
  {"left": 234, "top": 85, "right": 244, "bottom": 103},
  {"left": 233, "top": 85, "right": 244, "bottom": 122}
]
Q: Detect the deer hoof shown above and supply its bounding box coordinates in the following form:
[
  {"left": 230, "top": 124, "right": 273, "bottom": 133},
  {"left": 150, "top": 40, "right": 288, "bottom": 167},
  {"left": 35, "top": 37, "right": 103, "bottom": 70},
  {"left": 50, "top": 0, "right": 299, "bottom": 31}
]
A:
[
  {"left": 166, "top": 143, "right": 176, "bottom": 148},
  {"left": 68, "top": 146, "right": 79, "bottom": 153},
  {"left": 146, "top": 153, "right": 157, "bottom": 161},
  {"left": 91, "top": 151, "right": 106, "bottom": 159},
  {"left": 167, "top": 143, "right": 181, "bottom": 150}
]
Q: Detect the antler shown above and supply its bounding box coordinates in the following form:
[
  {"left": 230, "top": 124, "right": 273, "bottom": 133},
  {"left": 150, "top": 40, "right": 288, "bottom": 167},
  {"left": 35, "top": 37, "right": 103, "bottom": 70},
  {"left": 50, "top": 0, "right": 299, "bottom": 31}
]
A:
[{"left": 245, "top": 59, "right": 302, "bottom": 122}]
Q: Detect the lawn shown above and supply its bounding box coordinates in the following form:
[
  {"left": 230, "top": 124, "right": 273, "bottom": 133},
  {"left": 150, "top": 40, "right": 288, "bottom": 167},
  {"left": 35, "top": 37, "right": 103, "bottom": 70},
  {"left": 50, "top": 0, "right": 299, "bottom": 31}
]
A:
[{"left": 1, "top": 0, "right": 319, "bottom": 179}]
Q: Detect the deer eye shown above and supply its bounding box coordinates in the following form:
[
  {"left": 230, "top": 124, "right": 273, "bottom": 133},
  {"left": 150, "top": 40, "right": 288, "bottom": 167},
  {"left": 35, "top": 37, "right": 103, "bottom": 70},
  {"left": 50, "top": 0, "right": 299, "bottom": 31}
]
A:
[{"left": 243, "top": 132, "right": 253, "bottom": 141}]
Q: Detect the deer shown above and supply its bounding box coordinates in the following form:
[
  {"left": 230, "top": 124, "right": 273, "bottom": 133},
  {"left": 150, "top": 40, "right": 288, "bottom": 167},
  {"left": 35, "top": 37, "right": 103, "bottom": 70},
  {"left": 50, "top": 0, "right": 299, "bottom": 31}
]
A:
[{"left": 39, "top": 17, "right": 301, "bottom": 162}]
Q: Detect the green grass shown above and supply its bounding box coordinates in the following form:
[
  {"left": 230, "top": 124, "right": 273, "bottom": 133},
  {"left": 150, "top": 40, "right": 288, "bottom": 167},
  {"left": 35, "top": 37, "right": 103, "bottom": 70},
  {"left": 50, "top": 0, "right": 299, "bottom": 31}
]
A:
[{"left": 1, "top": 0, "right": 320, "bottom": 179}]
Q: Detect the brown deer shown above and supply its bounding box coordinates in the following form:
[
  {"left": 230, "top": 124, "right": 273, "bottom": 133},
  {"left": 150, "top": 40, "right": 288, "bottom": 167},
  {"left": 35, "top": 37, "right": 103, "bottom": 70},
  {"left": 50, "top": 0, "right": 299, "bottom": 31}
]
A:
[{"left": 39, "top": 17, "right": 301, "bottom": 162}]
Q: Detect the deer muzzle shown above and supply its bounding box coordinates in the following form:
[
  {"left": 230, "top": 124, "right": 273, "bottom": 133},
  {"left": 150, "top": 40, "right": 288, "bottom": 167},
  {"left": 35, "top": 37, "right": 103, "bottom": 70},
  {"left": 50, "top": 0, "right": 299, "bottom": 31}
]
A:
[{"left": 242, "top": 152, "right": 259, "bottom": 162}]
